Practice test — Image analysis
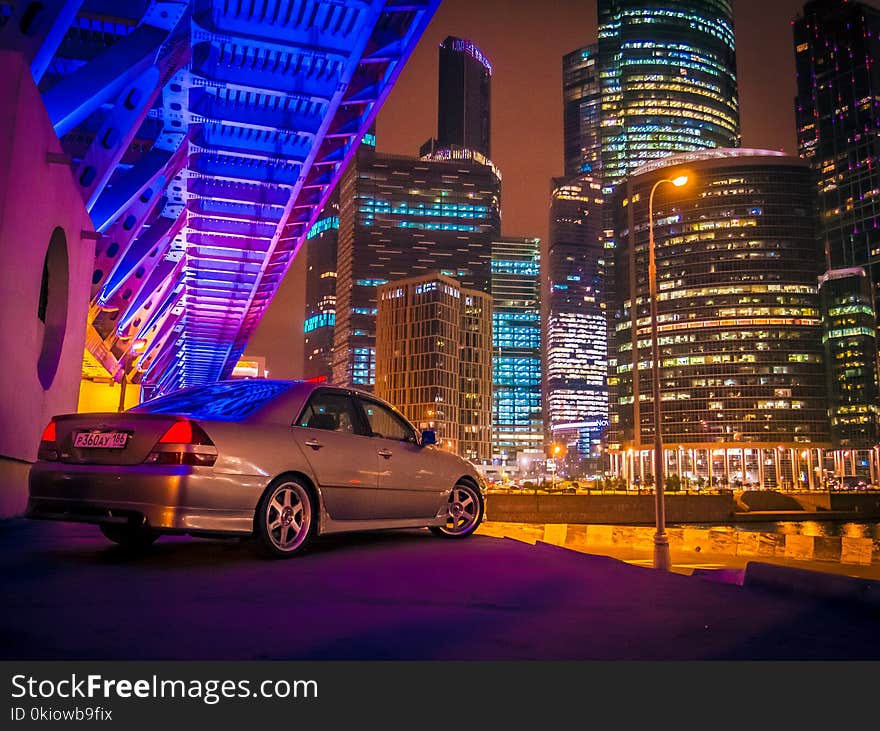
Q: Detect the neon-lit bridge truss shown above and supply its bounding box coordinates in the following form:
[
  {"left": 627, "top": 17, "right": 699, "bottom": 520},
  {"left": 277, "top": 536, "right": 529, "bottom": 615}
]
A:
[{"left": 1, "top": 0, "right": 439, "bottom": 395}]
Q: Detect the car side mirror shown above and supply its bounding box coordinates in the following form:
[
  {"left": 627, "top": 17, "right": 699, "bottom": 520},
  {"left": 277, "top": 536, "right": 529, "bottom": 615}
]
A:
[{"left": 421, "top": 429, "right": 436, "bottom": 446}]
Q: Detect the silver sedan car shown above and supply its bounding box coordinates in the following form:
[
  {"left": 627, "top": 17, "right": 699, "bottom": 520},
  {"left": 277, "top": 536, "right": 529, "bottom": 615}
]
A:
[{"left": 27, "top": 380, "right": 486, "bottom": 557}]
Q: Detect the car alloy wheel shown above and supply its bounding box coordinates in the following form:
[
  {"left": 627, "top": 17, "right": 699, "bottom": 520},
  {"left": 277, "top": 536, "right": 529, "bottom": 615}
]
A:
[
  {"left": 258, "top": 478, "right": 314, "bottom": 557},
  {"left": 432, "top": 481, "right": 483, "bottom": 537}
]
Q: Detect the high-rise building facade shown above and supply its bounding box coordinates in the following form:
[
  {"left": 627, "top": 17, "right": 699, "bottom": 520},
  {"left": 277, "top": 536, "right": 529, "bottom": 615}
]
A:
[
  {"left": 331, "top": 148, "right": 502, "bottom": 389},
  {"left": 598, "top": 0, "right": 740, "bottom": 188},
  {"left": 302, "top": 195, "right": 339, "bottom": 382},
  {"left": 563, "top": 45, "right": 602, "bottom": 177},
  {"left": 545, "top": 175, "right": 608, "bottom": 469},
  {"left": 375, "top": 273, "right": 493, "bottom": 462},
  {"left": 609, "top": 149, "right": 830, "bottom": 489},
  {"left": 436, "top": 36, "right": 492, "bottom": 158},
  {"left": 491, "top": 237, "right": 543, "bottom": 463},
  {"left": 794, "top": 0, "right": 880, "bottom": 466},
  {"left": 819, "top": 268, "right": 879, "bottom": 468}
]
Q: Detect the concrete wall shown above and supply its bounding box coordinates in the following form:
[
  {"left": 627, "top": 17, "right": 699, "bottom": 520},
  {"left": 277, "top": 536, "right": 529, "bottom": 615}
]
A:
[
  {"left": 478, "top": 521, "right": 878, "bottom": 566},
  {"left": 486, "top": 493, "right": 736, "bottom": 525},
  {"left": 0, "top": 51, "right": 96, "bottom": 517}
]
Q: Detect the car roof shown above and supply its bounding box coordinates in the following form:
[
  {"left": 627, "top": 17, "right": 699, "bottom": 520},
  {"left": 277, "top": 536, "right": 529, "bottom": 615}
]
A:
[{"left": 135, "top": 379, "right": 413, "bottom": 426}]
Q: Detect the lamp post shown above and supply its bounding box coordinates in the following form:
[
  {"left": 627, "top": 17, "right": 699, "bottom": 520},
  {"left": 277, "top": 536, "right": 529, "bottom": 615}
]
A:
[
  {"left": 647, "top": 174, "right": 689, "bottom": 571},
  {"left": 118, "top": 338, "right": 147, "bottom": 412}
]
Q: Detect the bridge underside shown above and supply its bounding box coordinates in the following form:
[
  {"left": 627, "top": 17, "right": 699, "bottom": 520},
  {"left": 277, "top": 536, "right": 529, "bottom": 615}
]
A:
[{"left": 2, "top": 0, "right": 438, "bottom": 396}]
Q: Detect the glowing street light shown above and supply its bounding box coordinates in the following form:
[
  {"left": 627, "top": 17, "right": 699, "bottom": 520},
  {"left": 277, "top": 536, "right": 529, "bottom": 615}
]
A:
[
  {"left": 118, "top": 338, "right": 148, "bottom": 412},
  {"left": 647, "top": 173, "right": 690, "bottom": 571}
]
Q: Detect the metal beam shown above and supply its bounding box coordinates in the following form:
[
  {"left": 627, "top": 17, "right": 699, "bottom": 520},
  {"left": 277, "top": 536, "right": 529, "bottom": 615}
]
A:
[
  {"left": 0, "top": 0, "right": 84, "bottom": 83},
  {"left": 43, "top": 21, "right": 173, "bottom": 136}
]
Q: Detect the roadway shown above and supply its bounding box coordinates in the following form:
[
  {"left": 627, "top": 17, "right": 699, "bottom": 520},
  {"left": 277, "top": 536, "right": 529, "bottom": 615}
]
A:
[{"left": 2, "top": 519, "right": 879, "bottom": 661}]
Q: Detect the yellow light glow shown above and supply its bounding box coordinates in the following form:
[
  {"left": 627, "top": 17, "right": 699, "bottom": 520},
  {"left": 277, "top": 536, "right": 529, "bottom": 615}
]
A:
[
  {"left": 131, "top": 339, "right": 148, "bottom": 353},
  {"left": 672, "top": 175, "right": 689, "bottom": 187}
]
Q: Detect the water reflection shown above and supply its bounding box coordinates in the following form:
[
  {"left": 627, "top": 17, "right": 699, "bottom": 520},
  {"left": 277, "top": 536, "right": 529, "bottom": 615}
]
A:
[{"left": 676, "top": 520, "right": 880, "bottom": 551}]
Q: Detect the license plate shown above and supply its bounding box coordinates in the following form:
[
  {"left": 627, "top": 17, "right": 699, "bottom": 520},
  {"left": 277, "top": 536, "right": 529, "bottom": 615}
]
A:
[{"left": 73, "top": 431, "right": 128, "bottom": 449}]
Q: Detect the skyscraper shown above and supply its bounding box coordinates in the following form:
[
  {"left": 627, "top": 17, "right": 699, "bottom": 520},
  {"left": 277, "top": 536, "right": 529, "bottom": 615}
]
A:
[
  {"left": 794, "top": 0, "right": 880, "bottom": 466},
  {"left": 598, "top": 0, "right": 740, "bottom": 188},
  {"left": 819, "top": 268, "right": 879, "bottom": 466},
  {"left": 331, "top": 147, "right": 502, "bottom": 389},
  {"left": 563, "top": 45, "right": 602, "bottom": 177},
  {"left": 491, "top": 237, "right": 543, "bottom": 463},
  {"left": 545, "top": 175, "right": 608, "bottom": 469},
  {"left": 302, "top": 194, "right": 339, "bottom": 382},
  {"left": 609, "top": 149, "right": 829, "bottom": 489},
  {"left": 375, "top": 273, "right": 493, "bottom": 462},
  {"left": 436, "top": 36, "right": 492, "bottom": 157}
]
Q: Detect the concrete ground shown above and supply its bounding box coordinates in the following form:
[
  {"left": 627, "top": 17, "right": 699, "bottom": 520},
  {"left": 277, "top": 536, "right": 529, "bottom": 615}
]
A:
[{"left": 2, "top": 519, "right": 879, "bottom": 661}]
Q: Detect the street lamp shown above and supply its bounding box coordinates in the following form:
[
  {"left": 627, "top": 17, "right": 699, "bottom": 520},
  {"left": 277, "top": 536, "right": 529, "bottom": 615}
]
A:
[
  {"left": 647, "top": 173, "right": 689, "bottom": 571},
  {"left": 551, "top": 443, "right": 563, "bottom": 491}
]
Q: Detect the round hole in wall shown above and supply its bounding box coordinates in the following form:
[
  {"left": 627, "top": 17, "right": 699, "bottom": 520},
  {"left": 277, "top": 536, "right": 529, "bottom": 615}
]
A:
[{"left": 37, "top": 227, "right": 69, "bottom": 390}]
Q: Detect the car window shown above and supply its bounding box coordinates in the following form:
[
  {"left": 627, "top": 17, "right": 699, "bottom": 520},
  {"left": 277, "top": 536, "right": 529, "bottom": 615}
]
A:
[
  {"left": 298, "top": 392, "right": 364, "bottom": 435},
  {"left": 359, "top": 399, "right": 417, "bottom": 443},
  {"left": 132, "top": 380, "right": 293, "bottom": 421}
]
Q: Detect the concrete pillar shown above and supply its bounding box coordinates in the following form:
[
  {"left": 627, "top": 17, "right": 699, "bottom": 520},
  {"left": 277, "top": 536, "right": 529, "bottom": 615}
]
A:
[
  {"left": 774, "top": 449, "right": 781, "bottom": 488},
  {"left": 708, "top": 448, "right": 714, "bottom": 488},
  {"left": 850, "top": 450, "right": 857, "bottom": 476},
  {"left": 757, "top": 449, "right": 765, "bottom": 488},
  {"left": 676, "top": 447, "right": 682, "bottom": 479},
  {"left": 723, "top": 449, "right": 730, "bottom": 486},
  {"left": 807, "top": 449, "right": 814, "bottom": 490}
]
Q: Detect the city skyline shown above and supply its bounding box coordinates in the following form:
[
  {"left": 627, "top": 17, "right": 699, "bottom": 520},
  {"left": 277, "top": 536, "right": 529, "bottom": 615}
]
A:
[{"left": 252, "top": 0, "right": 878, "bottom": 379}]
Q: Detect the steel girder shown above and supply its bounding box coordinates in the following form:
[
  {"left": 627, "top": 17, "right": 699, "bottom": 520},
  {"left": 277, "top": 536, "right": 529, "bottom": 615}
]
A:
[{"left": 1, "top": 0, "right": 439, "bottom": 395}]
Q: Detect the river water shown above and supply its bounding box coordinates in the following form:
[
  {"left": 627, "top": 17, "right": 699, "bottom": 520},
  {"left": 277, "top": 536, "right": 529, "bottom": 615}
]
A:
[{"left": 675, "top": 519, "right": 880, "bottom": 552}]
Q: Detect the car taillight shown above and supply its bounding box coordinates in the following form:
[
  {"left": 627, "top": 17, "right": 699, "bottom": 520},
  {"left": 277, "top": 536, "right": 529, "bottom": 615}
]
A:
[
  {"left": 41, "top": 421, "right": 56, "bottom": 442},
  {"left": 38, "top": 420, "right": 59, "bottom": 461},
  {"left": 145, "top": 420, "right": 217, "bottom": 466}
]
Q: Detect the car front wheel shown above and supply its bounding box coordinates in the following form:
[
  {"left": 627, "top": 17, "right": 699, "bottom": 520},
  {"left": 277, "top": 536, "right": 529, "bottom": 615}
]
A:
[
  {"left": 99, "top": 523, "right": 159, "bottom": 550},
  {"left": 255, "top": 477, "right": 316, "bottom": 558},
  {"left": 430, "top": 480, "right": 484, "bottom": 538}
]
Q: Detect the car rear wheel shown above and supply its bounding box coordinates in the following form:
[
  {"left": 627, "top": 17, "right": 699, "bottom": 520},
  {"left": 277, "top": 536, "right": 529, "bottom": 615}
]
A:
[
  {"left": 430, "top": 481, "right": 483, "bottom": 538},
  {"left": 99, "top": 523, "right": 159, "bottom": 550},
  {"left": 255, "top": 477, "right": 315, "bottom": 558}
]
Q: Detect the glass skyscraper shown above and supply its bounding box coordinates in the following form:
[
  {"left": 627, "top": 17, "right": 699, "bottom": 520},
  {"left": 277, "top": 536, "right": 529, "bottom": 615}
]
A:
[
  {"left": 436, "top": 36, "right": 492, "bottom": 158},
  {"left": 302, "top": 194, "right": 339, "bottom": 382},
  {"left": 794, "top": 0, "right": 880, "bottom": 466},
  {"left": 563, "top": 44, "right": 602, "bottom": 177},
  {"left": 545, "top": 176, "right": 608, "bottom": 470},
  {"left": 491, "top": 237, "right": 543, "bottom": 463},
  {"left": 819, "top": 268, "right": 879, "bottom": 463},
  {"left": 331, "top": 147, "right": 502, "bottom": 389},
  {"left": 598, "top": 0, "right": 740, "bottom": 188},
  {"left": 609, "top": 149, "right": 829, "bottom": 489}
]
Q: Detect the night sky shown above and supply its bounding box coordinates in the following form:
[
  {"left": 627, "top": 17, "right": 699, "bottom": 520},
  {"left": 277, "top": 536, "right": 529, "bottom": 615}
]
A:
[{"left": 250, "top": 0, "right": 880, "bottom": 379}]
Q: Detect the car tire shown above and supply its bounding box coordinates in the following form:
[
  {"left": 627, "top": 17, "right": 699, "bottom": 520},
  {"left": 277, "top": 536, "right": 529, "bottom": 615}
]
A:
[
  {"left": 255, "top": 476, "right": 316, "bottom": 558},
  {"left": 430, "top": 480, "right": 484, "bottom": 538},
  {"left": 99, "top": 523, "right": 159, "bottom": 550}
]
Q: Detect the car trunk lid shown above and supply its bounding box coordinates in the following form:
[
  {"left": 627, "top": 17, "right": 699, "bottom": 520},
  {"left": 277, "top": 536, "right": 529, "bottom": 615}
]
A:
[{"left": 49, "top": 413, "right": 191, "bottom": 466}]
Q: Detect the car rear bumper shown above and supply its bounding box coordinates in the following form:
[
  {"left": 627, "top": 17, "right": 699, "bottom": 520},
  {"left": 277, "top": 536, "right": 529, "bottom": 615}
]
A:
[{"left": 27, "top": 462, "right": 267, "bottom": 535}]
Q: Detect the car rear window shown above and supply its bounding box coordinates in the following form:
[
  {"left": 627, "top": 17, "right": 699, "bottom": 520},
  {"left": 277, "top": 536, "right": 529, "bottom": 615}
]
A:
[{"left": 132, "top": 380, "right": 294, "bottom": 421}]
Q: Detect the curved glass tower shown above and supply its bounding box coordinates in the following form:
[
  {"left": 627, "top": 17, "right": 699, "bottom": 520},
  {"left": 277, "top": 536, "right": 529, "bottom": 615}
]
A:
[
  {"left": 598, "top": 0, "right": 740, "bottom": 187},
  {"left": 609, "top": 149, "right": 829, "bottom": 489}
]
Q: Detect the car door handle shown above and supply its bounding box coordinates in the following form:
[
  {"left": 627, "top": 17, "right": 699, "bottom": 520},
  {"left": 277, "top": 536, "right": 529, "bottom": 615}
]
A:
[
  {"left": 377, "top": 449, "right": 393, "bottom": 459},
  {"left": 304, "top": 440, "right": 324, "bottom": 450}
]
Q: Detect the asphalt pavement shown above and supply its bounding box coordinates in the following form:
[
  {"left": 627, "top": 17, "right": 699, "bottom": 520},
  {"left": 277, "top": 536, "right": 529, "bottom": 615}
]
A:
[{"left": 2, "top": 519, "right": 879, "bottom": 660}]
